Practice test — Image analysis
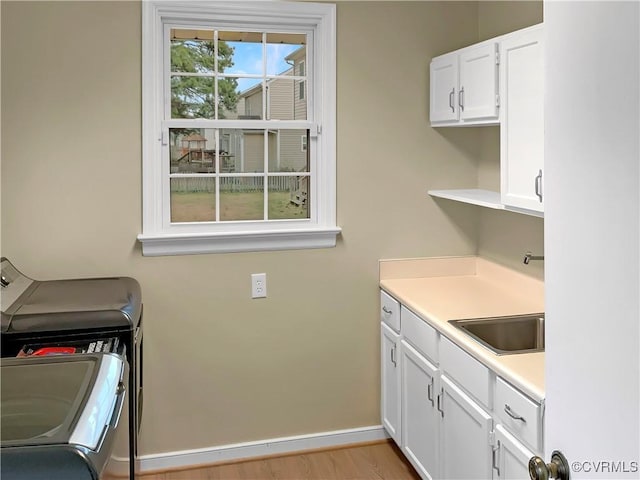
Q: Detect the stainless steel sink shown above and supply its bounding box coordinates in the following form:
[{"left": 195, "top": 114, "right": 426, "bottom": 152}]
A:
[{"left": 448, "top": 314, "right": 545, "bottom": 355}]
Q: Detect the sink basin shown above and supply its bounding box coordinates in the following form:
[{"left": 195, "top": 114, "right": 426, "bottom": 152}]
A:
[{"left": 448, "top": 314, "right": 544, "bottom": 355}]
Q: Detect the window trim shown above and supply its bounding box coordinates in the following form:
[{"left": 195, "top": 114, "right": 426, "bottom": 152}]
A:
[{"left": 139, "top": 1, "right": 339, "bottom": 256}]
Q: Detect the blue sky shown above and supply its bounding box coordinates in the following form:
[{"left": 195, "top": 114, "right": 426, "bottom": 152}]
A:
[{"left": 226, "top": 42, "right": 301, "bottom": 92}]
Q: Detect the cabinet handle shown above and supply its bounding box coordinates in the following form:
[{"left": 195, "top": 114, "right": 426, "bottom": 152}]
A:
[
  {"left": 449, "top": 88, "right": 455, "bottom": 112},
  {"left": 382, "top": 306, "right": 393, "bottom": 315},
  {"left": 436, "top": 390, "right": 444, "bottom": 417},
  {"left": 390, "top": 345, "right": 397, "bottom": 367},
  {"left": 534, "top": 170, "right": 543, "bottom": 202},
  {"left": 492, "top": 442, "right": 501, "bottom": 477},
  {"left": 504, "top": 404, "right": 527, "bottom": 423},
  {"left": 427, "top": 379, "right": 435, "bottom": 406},
  {"left": 458, "top": 86, "right": 465, "bottom": 111}
]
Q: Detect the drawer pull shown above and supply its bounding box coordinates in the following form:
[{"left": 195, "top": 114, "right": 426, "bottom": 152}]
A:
[
  {"left": 504, "top": 404, "right": 527, "bottom": 423},
  {"left": 382, "top": 306, "right": 393, "bottom": 315}
]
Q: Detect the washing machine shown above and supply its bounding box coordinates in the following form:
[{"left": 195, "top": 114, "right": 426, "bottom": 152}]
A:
[{"left": 0, "top": 258, "right": 143, "bottom": 479}]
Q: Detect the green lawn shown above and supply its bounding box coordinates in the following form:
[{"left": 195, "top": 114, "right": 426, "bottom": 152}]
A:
[{"left": 170, "top": 191, "right": 308, "bottom": 222}]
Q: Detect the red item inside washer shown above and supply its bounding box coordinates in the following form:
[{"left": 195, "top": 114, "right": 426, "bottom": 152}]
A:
[{"left": 31, "top": 347, "right": 77, "bottom": 356}]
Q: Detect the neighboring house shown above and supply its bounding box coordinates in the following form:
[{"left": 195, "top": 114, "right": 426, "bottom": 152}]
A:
[{"left": 233, "top": 46, "right": 309, "bottom": 174}]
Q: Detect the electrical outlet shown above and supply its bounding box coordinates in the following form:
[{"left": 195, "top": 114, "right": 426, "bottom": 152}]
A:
[{"left": 251, "top": 273, "right": 267, "bottom": 298}]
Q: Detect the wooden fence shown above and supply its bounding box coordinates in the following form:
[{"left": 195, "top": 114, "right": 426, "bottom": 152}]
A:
[{"left": 170, "top": 176, "right": 295, "bottom": 193}]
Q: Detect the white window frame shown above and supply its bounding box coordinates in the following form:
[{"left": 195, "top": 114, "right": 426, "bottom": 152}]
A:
[{"left": 139, "top": 1, "right": 339, "bottom": 256}]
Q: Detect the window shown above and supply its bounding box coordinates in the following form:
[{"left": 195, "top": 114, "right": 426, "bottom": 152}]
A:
[
  {"left": 299, "top": 81, "right": 306, "bottom": 100},
  {"left": 139, "top": 1, "right": 338, "bottom": 256},
  {"left": 298, "top": 61, "right": 306, "bottom": 100}
]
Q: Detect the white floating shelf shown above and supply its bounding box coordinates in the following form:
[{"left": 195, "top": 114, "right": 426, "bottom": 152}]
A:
[
  {"left": 428, "top": 189, "right": 504, "bottom": 209},
  {"left": 428, "top": 188, "right": 544, "bottom": 218}
]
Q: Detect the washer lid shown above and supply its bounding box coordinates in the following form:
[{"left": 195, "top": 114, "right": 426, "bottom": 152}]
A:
[{"left": 1, "top": 354, "right": 123, "bottom": 451}]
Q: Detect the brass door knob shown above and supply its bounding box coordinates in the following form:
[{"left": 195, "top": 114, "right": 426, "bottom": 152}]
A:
[{"left": 529, "top": 451, "right": 570, "bottom": 480}]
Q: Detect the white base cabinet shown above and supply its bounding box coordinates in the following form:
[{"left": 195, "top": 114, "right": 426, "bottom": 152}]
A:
[
  {"left": 494, "top": 424, "right": 536, "bottom": 480},
  {"left": 439, "top": 375, "right": 494, "bottom": 480},
  {"left": 379, "top": 290, "right": 543, "bottom": 480},
  {"left": 381, "top": 322, "right": 401, "bottom": 445},
  {"left": 401, "top": 340, "right": 439, "bottom": 480}
]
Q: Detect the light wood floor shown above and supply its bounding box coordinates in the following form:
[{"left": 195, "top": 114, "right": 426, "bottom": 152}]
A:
[{"left": 140, "top": 440, "right": 420, "bottom": 480}]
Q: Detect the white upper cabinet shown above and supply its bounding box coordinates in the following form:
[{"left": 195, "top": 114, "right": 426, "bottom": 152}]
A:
[
  {"left": 458, "top": 42, "right": 500, "bottom": 122},
  {"left": 430, "top": 41, "right": 499, "bottom": 126},
  {"left": 500, "top": 25, "right": 544, "bottom": 213},
  {"left": 428, "top": 23, "right": 545, "bottom": 217},
  {"left": 430, "top": 53, "right": 459, "bottom": 123}
]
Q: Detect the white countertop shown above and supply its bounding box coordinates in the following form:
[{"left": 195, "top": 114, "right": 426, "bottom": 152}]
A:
[{"left": 379, "top": 256, "right": 545, "bottom": 401}]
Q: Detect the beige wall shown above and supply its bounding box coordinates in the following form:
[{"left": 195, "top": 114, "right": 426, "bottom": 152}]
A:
[{"left": 1, "top": 1, "right": 484, "bottom": 456}]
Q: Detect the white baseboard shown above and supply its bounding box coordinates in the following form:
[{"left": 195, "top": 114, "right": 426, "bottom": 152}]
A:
[{"left": 139, "top": 425, "right": 389, "bottom": 473}]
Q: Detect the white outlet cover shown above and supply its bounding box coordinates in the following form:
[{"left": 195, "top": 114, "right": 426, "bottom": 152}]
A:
[{"left": 251, "top": 273, "right": 267, "bottom": 298}]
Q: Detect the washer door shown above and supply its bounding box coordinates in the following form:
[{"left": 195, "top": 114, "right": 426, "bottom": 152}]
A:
[{"left": 1, "top": 354, "right": 122, "bottom": 451}]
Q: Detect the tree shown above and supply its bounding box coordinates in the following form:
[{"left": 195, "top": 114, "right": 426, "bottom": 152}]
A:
[{"left": 171, "top": 39, "right": 238, "bottom": 120}]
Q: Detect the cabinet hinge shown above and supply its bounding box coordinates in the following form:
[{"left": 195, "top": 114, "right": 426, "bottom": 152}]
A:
[
  {"left": 495, "top": 45, "right": 500, "bottom": 65},
  {"left": 496, "top": 94, "right": 500, "bottom": 108}
]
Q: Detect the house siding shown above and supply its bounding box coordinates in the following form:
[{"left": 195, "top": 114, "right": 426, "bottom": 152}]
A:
[
  {"left": 276, "top": 129, "right": 307, "bottom": 172},
  {"left": 242, "top": 132, "right": 264, "bottom": 172},
  {"left": 268, "top": 77, "right": 294, "bottom": 120},
  {"left": 244, "top": 90, "right": 263, "bottom": 119}
]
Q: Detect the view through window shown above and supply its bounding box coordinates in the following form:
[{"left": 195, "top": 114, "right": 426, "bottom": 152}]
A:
[{"left": 169, "top": 30, "right": 311, "bottom": 223}]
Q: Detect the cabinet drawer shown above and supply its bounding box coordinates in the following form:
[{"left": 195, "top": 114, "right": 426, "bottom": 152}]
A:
[
  {"left": 495, "top": 377, "right": 542, "bottom": 451},
  {"left": 439, "top": 336, "right": 490, "bottom": 408},
  {"left": 401, "top": 306, "right": 438, "bottom": 363},
  {"left": 380, "top": 290, "right": 400, "bottom": 332}
]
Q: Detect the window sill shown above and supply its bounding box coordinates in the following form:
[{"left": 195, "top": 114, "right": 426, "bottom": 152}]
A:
[{"left": 137, "top": 227, "right": 342, "bottom": 256}]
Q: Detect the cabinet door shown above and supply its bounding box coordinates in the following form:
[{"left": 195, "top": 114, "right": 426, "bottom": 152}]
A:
[
  {"left": 430, "top": 53, "right": 459, "bottom": 124},
  {"left": 459, "top": 42, "right": 499, "bottom": 122},
  {"left": 401, "top": 340, "right": 439, "bottom": 480},
  {"left": 500, "top": 26, "right": 544, "bottom": 212},
  {"left": 494, "top": 424, "right": 537, "bottom": 480},
  {"left": 381, "top": 322, "right": 401, "bottom": 445},
  {"left": 439, "top": 375, "right": 493, "bottom": 480}
]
